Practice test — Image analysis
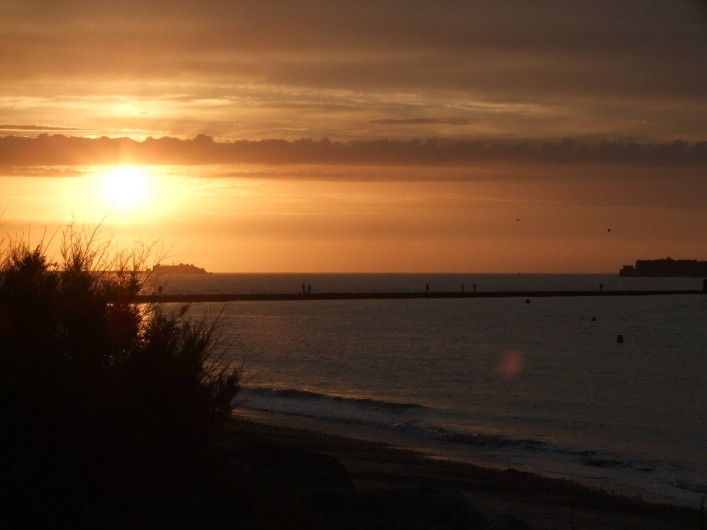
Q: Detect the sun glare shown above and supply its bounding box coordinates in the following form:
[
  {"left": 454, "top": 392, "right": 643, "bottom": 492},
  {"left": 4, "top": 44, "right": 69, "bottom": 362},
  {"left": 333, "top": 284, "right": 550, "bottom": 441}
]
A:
[{"left": 101, "top": 166, "right": 151, "bottom": 211}]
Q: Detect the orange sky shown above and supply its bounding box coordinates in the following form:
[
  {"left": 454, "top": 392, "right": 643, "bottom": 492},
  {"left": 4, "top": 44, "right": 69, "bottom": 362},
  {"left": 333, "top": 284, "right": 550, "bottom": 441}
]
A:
[{"left": 1, "top": 1, "right": 706, "bottom": 272}]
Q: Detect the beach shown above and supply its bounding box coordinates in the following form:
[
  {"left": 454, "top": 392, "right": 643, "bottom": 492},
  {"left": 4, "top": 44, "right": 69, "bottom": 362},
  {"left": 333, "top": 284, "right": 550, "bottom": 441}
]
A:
[{"left": 227, "top": 412, "right": 701, "bottom": 530}]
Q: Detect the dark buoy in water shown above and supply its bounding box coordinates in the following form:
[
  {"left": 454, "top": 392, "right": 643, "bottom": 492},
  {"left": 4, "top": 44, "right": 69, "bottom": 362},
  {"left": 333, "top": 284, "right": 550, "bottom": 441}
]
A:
[
  {"left": 525, "top": 298, "right": 531, "bottom": 304},
  {"left": 591, "top": 316, "right": 597, "bottom": 322},
  {"left": 617, "top": 334, "right": 624, "bottom": 344}
]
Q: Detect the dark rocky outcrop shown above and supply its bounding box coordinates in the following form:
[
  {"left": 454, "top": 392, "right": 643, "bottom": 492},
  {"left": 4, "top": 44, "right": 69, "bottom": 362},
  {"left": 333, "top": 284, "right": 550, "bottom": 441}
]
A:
[
  {"left": 226, "top": 439, "right": 354, "bottom": 491},
  {"left": 299, "top": 487, "right": 488, "bottom": 530},
  {"left": 224, "top": 438, "right": 533, "bottom": 529},
  {"left": 487, "top": 514, "right": 535, "bottom": 530}
]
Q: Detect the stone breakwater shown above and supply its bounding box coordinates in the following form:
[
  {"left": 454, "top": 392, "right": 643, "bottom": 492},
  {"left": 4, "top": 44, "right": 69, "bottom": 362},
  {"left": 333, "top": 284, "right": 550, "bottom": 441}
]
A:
[{"left": 135, "top": 288, "right": 704, "bottom": 303}]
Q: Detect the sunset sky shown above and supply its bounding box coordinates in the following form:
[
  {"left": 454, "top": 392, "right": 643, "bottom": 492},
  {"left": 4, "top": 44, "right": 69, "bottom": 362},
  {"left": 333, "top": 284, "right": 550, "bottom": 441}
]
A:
[{"left": 1, "top": 1, "right": 706, "bottom": 272}]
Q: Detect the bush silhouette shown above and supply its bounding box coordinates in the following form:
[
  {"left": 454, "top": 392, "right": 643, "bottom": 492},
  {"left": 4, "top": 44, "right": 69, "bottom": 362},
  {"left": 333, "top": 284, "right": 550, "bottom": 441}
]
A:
[{"left": 0, "top": 227, "right": 241, "bottom": 521}]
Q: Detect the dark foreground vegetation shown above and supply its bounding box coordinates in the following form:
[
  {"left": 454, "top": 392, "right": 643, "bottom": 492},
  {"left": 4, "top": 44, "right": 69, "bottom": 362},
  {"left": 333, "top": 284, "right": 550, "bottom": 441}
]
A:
[{"left": 0, "top": 228, "right": 242, "bottom": 527}]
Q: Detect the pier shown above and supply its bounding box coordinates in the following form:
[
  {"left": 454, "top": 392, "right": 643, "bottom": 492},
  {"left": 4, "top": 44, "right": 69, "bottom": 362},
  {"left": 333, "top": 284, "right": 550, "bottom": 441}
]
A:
[{"left": 136, "top": 288, "right": 704, "bottom": 303}]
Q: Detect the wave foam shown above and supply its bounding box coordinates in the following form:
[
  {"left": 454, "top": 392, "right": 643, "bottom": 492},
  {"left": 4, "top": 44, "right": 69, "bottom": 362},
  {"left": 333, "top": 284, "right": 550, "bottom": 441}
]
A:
[{"left": 237, "top": 384, "right": 707, "bottom": 502}]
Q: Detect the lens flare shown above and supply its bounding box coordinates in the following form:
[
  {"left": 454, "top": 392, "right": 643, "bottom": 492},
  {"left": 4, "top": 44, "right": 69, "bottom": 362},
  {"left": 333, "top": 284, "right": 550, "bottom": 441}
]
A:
[{"left": 497, "top": 349, "right": 525, "bottom": 379}]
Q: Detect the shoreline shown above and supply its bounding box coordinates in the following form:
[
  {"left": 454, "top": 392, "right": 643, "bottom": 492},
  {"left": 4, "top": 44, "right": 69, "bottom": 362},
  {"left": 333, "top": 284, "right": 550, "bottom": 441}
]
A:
[
  {"left": 229, "top": 411, "right": 702, "bottom": 530},
  {"left": 234, "top": 408, "right": 700, "bottom": 508}
]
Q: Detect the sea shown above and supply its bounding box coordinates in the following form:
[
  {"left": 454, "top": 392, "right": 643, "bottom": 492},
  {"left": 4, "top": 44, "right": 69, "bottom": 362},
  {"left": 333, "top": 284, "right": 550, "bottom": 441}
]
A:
[{"left": 153, "top": 273, "right": 706, "bottom": 507}]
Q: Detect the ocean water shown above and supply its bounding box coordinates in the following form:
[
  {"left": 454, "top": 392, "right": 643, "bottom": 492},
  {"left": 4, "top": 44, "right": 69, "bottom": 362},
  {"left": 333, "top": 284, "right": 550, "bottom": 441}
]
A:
[{"left": 157, "top": 274, "right": 707, "bottom": 506}]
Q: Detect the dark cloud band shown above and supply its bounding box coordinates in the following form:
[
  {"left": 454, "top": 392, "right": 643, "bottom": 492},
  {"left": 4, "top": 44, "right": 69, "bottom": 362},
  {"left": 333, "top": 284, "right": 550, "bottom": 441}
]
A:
[{"left": 1, "top": 134, "right": 705, "bottom": 168}]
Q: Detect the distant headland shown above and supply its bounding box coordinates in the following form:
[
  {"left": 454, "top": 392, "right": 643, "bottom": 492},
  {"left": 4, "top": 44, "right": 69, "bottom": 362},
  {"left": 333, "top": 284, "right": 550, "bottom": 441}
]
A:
[
  {"left": 619, "top": 258, "right": 707, "bottom": 277},
  {"left": 148, "top": 263, "right": 209, "bottom": 275}
]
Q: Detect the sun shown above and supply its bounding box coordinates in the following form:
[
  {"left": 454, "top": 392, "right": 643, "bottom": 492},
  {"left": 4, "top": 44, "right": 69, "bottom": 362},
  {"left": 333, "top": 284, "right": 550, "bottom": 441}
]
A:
[{"left": 100, "top": 166, "right": 151, "bottom": 211}]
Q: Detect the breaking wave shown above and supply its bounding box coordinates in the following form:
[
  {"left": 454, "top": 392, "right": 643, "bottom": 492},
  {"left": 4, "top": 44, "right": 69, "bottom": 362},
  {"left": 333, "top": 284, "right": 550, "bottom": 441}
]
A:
[
  {"left": 237, "top": 385, "right": 704, "bottom": 499},
  {"left": 243, "top": 386, "right": 424, "bottom": 414}
]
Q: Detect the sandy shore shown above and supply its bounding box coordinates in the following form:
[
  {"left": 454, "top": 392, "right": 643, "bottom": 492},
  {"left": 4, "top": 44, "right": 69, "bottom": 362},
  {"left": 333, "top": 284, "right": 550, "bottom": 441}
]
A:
[{"left": 227, "top": 413, "right": 701, "bottom": 530}]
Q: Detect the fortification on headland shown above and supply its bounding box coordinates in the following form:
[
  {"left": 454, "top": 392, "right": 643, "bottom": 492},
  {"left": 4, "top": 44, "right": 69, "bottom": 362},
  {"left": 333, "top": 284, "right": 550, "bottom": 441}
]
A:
[{"left": 619, "top": 258, "right": 707, "bottom": 277}]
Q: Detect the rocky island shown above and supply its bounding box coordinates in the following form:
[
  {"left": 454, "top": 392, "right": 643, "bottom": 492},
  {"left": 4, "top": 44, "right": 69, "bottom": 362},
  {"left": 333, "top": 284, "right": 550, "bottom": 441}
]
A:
[{"left": 149, "top": 263, "right": 209, "bottom": 275}]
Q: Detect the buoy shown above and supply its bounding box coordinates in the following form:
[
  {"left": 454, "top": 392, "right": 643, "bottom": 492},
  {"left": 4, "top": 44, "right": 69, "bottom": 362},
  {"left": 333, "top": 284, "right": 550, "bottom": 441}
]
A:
[
  {"left": 525, "top": 298, "right": 531, "bottom": 304},
  {"left": 617, "top": 334, "right": 624, "bottom": 344},
  {"left": 591, "top": 316, "right": 597, "bottom": 322}
]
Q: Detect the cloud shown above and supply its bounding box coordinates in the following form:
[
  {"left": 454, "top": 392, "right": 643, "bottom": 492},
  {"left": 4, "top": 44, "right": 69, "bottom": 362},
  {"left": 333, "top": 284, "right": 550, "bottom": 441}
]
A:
[
  {"left": 369, "top": 119, "right": 470, "bottom": 126},
  {"left": 1, "top": 1, "right": 705, "bottom": 142},
  {"left": 0, "top": 124, "right": 94, "bottom": 132},
  {"left": 1, "top": 134, "right": 705, "bottom": 168}
]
